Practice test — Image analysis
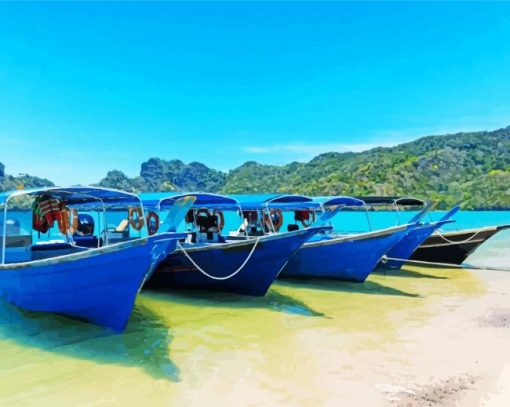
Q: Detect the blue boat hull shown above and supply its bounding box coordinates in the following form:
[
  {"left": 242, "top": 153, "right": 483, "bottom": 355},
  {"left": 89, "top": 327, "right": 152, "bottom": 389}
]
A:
[
  {"left": 148, "top": 228, "right": 326, "bottom": 296},
  {"left": 384, "top": 222, "right": 447, "bottom": 269},
  {"left": 0, "top": 234, "right": 181, "bottom": 332},
  {"left": 281, "top": 226, "right": 412, "bottom": 282}
]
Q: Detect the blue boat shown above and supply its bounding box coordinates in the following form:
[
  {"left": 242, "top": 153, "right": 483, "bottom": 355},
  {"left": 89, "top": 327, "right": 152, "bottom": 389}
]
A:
[
  {"left": 232, "top": 195, "right": 418, "bottom": 283},
  {"left": 141, "top": 193, "right": 330, "bottom": 296},
  {"left": 0, "top": 186, "right": 188, "bottom": 332},
  {"left": 379, "top": 198, "right": 460, "bottom": 269}
]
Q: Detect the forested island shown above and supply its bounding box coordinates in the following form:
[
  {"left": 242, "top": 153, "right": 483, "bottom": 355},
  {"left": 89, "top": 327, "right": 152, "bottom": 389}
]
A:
[{"left": 2, "top": 126, "right": 509, "bottom": 209}]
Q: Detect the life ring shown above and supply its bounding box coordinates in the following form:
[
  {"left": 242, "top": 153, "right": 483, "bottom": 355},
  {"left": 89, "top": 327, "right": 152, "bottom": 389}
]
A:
[
  {"left": 128, "top": 207, "right": 145, "bottom": 231},
  {"left": 263, "top": 209, "right": 283, "bottom": 232},
  {"left": 215, "top": 211, "right": 225, "bottom": 231},
  {"left": 146, "top": 211, "right": 159, "bottom": 236},
  {"left": 68, "top": 209, "right": 79, "bottom": 234}
]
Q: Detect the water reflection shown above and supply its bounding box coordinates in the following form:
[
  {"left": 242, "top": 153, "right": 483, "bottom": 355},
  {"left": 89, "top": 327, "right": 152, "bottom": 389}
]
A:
[
  {"left": 145, "top": 288, "right": 326, "bottom": 317},
  {"left": 0, "top": 300, "right": 179, "bottom": 381}
]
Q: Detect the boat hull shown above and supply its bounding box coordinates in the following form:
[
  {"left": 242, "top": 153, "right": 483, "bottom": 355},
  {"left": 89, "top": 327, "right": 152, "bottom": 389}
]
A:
[
  {"left": 0, "top": 234, "right": 181, "bottom": 332},
  {"left": 384, "top": 220, "right": 451, "bottom": 269},
  {"left": 410, "top": 225, "right": 510, "bottom": 265},
  {"left": 281, "top": 225, "right": 412, "bottom": 282},
  {"left": 148, "top": 228, "right": 326, "bottom": 296}
]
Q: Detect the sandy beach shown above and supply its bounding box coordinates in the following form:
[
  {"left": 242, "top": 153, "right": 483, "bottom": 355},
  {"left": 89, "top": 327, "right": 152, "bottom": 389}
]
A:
[
  {"left": 1, "top": 255, "right": 509, "bottom": 406},
  {"left": 376, "top": 267, "right": 510, "bottom": 406}
]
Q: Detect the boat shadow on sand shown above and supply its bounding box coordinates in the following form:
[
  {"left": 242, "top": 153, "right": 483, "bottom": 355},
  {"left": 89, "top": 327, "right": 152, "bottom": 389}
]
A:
[
  {"left": 145, "top": 288, "right": 326, "bottom": 317},
  {"left": 374, "top": 266, "right": 450, "bottom": 280},
  {"left": 0, "top": 300, "right": 180, "bottom": 381},
  {"left": 276, "top": 277, "right": 421, "bottom": 298}
]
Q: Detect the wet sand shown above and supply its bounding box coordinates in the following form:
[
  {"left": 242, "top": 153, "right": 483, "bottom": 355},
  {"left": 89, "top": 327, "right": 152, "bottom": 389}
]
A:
[{"left": 0, "top": 264, "right": 509, "bottom": 406}]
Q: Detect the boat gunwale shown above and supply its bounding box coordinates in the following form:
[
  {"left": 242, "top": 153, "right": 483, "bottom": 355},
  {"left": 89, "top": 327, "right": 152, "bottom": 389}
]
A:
[
  {"left": 432, "top": 224, "right": 510, "bottom": 236},
  {"left": 301, "top": 223, "right": 410, "bottom": 248},
  {"left": 0, "top": 232, "right": 182, "bottom": 270},
  {"left": 0, "top": 237, "right": 150, "bottom": 270}
]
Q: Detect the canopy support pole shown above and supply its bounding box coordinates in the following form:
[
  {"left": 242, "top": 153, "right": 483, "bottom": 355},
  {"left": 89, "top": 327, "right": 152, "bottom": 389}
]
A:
[{"left": 1, "top": 202, "right": 7, "bottom": 265}]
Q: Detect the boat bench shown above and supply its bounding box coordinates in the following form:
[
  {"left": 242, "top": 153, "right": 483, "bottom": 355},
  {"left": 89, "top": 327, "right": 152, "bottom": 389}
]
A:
[{"left": 31, "top": 243, "right": 89, "bottom": 261}]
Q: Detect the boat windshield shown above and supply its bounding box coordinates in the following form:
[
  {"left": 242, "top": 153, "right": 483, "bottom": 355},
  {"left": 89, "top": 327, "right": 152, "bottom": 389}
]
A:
[
  {"left": 354, "top": 196, "right": 429, "bottom": 228},
  {"left": 231, "top": 194, "right": 322, "bottom": 236},
  {"left": 141, "top": 192, "right": 244, "bottom": 244},
  {"left": 0, "top": 187, "right": 148, "bottom": 265}
]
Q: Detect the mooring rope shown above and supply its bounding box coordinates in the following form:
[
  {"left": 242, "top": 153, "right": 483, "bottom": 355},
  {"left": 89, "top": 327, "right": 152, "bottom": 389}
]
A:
[
  {"left": 382, "top": 255, "right": 510, "bottom": 272},
  {"left": 176, "top": 238, "right": 261, "bottom": 280},
  {"left": 433, "top": 229, "right": 483, "bottom": 245}
]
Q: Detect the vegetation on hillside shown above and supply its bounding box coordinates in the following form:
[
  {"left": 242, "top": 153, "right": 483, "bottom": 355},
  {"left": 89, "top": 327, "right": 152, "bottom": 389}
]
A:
[
  {"left": 5, "top": 126, "right": 509, "bottom": 209},
  {"left": 222, "top": 127, "right": 510, "bottom": 209},
  {"left": 98, "top": 158, "right": 227, "bottom": 193},
  {"left": 0, "top": 171, "right": 54, "bottom": 193}
]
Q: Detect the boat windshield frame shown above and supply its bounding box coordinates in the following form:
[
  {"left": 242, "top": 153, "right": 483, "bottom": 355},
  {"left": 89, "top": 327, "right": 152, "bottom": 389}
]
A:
[
  {"left": 233, "top": 194, "right": 321, "bottom": 234},
  {"left": 141, "top": 192, "right": 245, "bottom": 243},
  {"left": 0, "top": 186, "right": 147, "bottom": 265},
  {"left": 355, "top": 196, "right": 427, "bottom": 224},
  {"left": 313, "top": 196, "right": 373, "bottom": 231}
]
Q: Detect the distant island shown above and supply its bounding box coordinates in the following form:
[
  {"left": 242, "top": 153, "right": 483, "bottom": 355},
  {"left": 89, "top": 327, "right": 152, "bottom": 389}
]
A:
[{"left": 2, "top": 126, "right": 509, "bottom": 209}]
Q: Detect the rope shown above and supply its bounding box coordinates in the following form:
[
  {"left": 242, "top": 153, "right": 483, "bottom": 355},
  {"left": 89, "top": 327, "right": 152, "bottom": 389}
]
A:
[
  {"left": 176, "top": 238, "right": 261, "bottom": 280},
  {"left": 433, "top": 229, "right": 483, "bottom": 245},
  {"left": 382, "top": 255, "right": 510, "bottom": 272}
]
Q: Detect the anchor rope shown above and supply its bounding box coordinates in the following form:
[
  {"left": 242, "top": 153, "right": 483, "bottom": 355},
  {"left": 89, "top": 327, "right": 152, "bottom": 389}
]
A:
[
  {"left": 382, "top": 256, "right": 510, "bottom": 272},
  {"left": 176, "top": 238, "right": 261, "bottom": 280}
]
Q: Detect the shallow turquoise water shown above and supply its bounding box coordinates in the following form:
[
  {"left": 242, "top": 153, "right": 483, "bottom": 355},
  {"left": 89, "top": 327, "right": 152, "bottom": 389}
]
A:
[{"left": 0, "top": 211, "right": 507, "bottom": 405}]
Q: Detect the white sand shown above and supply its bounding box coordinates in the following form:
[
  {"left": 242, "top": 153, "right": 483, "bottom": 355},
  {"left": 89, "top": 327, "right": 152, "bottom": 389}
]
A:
[{"left": 378, "top": 268, "right": 510, "bottom": 406}]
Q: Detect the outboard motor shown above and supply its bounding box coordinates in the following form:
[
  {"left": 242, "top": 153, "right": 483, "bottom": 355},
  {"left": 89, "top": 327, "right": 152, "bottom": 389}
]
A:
[{"left": 76, "top": 214, "right": 95, "bottom": 236}]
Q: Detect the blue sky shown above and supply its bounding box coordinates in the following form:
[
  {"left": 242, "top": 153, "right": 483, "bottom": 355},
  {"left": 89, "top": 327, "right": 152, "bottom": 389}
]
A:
[{"left": 1, "top": 2, "right": 510, "bottom": 185}]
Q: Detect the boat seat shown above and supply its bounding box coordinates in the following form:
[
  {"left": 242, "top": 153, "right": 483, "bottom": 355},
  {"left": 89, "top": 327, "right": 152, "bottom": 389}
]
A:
[
  {"left": 73, "top": 236, "right": 103, "bottom": 248},
  {"left": 31, "top": 242, "right": 88, "bottom": 261},
  {"left": 199, "top": 231, "right": 225, "bottom": 242},
  {"left": 3, "top": 235, "right": 32, "bottom": 248},
  {"left": 31, "top": 242, "right": 74, "bottom": 252},
  {"left": 287, "top": 224, "right": 299, "bottom": 232},
  {"left": 248, "top": 226, "right": 265, "bottom": 236},
  {"left": 115, "top": 219, "right": 129, "bottom": 232}
]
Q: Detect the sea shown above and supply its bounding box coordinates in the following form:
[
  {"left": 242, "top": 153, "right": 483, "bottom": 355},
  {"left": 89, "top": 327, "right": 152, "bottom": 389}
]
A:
[{"left": 0, "top": 211, "right": 508, "bottom": 405}]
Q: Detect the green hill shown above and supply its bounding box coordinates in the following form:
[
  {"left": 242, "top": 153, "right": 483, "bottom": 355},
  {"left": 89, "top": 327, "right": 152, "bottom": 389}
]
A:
[
  {"left": 222, "top": 127, "right": 510, "bottom": 209},
  {"left": 98, "top": 158, "right": 227, "bottom": 193},
  {"left": 5, "top": 126, "right": 507, "bottom": 209},
  {"left": 0, "top": 166, "right": 54, "bottom": 192},
  {"left": 98, "top": 126, "right": 510, "bottom": 209}
]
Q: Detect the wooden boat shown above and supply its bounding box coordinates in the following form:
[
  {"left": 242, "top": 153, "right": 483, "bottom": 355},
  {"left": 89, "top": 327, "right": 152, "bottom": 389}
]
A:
[
  {"left": 355, "top": 196, "right": 460, "bottom": 269},
  {"left": 232, "top": 195, "right": 416, "bottom": 283},
  {"left": 410, "top": 224, "right": 510, "bottom": 265},
  {"left": 141, "top": 193, "right": 329, "bottom": 296},
  {"left": 0, "top": 187, "right": 187, "bottom": 332}
]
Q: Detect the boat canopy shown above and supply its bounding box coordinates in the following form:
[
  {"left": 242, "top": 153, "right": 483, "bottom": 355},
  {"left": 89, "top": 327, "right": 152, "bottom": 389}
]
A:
[
  {"left": 314, "top": 196, "right": 366, "bottom": 208},
  {"left": 141, "top": 192, "right": 239, "bottom": 211},
  {"left": 232, "top": 194, "right": 321, "bottom": 211},
  {"left": 356, "top": 196, "right": 425, "bottom": 207},
  {"left": 0, "top": 186, "right": 142, "bottom": 208}
]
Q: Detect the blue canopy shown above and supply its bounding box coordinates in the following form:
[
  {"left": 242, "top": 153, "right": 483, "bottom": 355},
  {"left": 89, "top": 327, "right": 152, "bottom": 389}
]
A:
[
  {"left": 231, "top": 194, "right": 320, "bottom": 211},
  {"left": 0, "top": 186, "right": 141, "bottom": 208},
  {"left": 141, "top": 192, "right": 239, "bottom": 210},
  {"left": 314, "top": 196, "right": 366, "bottom": 208}
]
